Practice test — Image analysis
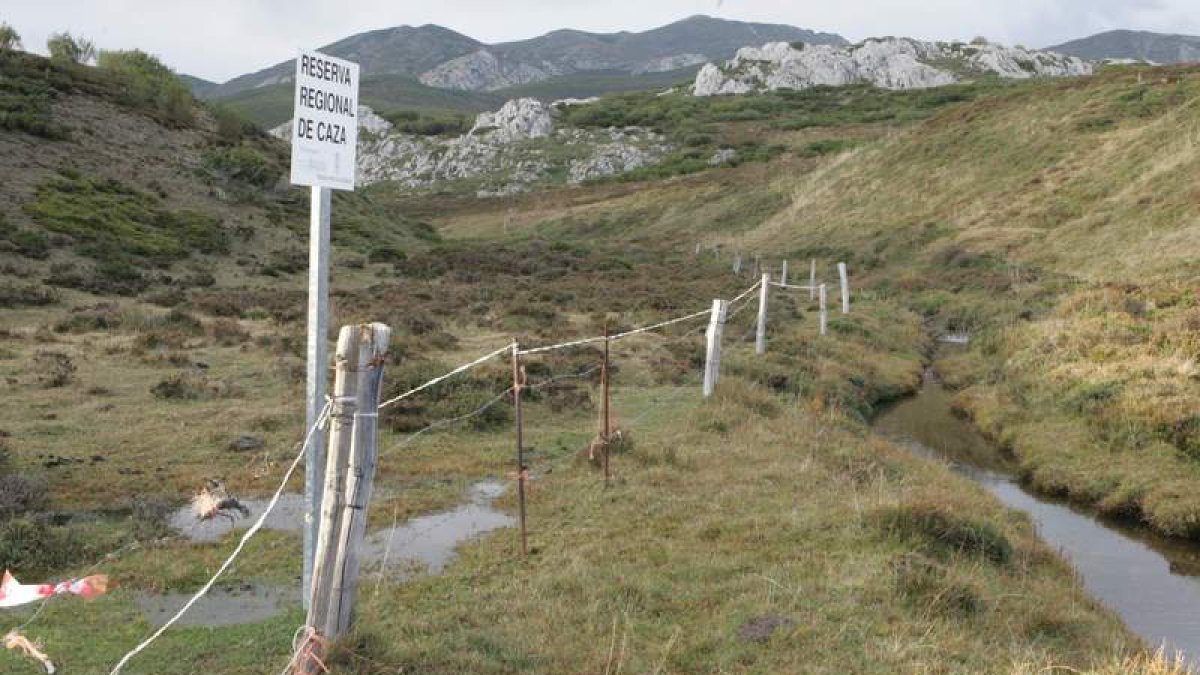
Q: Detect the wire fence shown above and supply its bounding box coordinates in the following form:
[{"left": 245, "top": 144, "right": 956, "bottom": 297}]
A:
[{"left": 98, "top": 265, "right": 834, "bottom": 673}]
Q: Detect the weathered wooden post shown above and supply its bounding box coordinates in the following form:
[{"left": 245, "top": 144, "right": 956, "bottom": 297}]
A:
[
  {"left": 703, "top": 299, "right": 728, "bottom": 398},
  {"left": 300, "top": 323, "right": 390, "bottom": 673},
  {"left": 819, "top": 284, "right": 828, "bottom": 336},
  {"left": 511, "top": 341, "right": 528, "bottom": 557},
  {"left": 695, "top": 242, "right": 701, "bottom": 256},
  {"left": 754, "top": 255, "right": 761, "bottom": 276},
  {"left": 602, "top": 326, "right": 611, "bottom": 487},
  {"left": 755, "top": 274, "right": 770, "bottom": 356},
  {"left": 838, "top": 262, "right": 850, "bottom": 314},
  {"left": 809, "top": 259, "right": 817, "bottom": 301},
  {"left": 733, "top": 253, "right": 742, "bottom": 275},
  {"left": 780, "top": 260, "right": 788, "bottom": 286},
  {"left": 326, "top": 324, "right": 389, "bottom": 636}
]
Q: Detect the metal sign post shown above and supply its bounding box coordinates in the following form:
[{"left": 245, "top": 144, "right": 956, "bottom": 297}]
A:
[{"left": 289, "top": 49, "right": 360, "bottom": 608}]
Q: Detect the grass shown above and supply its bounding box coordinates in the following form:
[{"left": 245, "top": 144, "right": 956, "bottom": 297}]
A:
[{"left": 0, "top": 231, "right": 1159, "bottom": 673}]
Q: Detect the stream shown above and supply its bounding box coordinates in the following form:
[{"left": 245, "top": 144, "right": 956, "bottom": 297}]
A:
[{"left": 874, "top": 370, "right": 1200, "bottom": 666}]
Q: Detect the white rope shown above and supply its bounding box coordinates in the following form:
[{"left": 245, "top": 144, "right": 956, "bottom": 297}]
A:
[
  {"left": 517, "top": 334, "right": 609, "bottom": 357},
  {"left": 376, "top": 344, "right": 512, "bottom": 411},
  {"left": 771, "top": 282, "right": 818, "bottom": 291},
  {"left": 108, "top": 402, "right": 333, "bottom": 675},
  {"left": 607, "top": 308, "right": 714, "bottom": 342},
  {"left": 730, "top": 279, "right": 763, "bottom": 305}
]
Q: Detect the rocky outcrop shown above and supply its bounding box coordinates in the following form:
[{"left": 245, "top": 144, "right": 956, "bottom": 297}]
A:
[
  {"left": 469, "top": 98, "right": 553, "bottom": 142},
  {"left": 419, "top": 50, "right": 556, "bottom": 91},
  {"left": 633, "top": 53, "right": 709, "bottom": 74},
  {"left": 270, "top": 100, "right": 670, "bottom": 193},
  {"left": 694, "top": 38, "right": 1093, "bottom": 96},
  {"left": 267, "top": 105, "right": 393, "bottom": 141}
]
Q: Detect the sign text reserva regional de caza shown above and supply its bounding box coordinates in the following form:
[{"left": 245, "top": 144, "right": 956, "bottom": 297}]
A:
[{"left": 290, "top": 50, "right": 359, "bottom": 190}]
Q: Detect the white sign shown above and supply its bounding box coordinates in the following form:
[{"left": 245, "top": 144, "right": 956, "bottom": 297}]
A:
[{"left": 290, "top": 50, "right": 360, "bottom": 190}]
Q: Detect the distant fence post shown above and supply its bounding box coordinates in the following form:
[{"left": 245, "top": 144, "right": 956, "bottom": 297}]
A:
[
  {"left": 733, "top": 253, "right": 742, "bottom": 275},
  {"left": 754, "top": 255, "right": 761, "bottom": 276},
  {"left": 810, "top": 259, "right": 817, "bottom": 301},
  {"left": 819, "top": 284, "right": 828, "bottom": 336},
  {"left": 300, "top": 323, "right": 390, "bottom": 673},
  {"left": 703, "top": 299, "right": 728, "bottom": 398},
  {"left": 511, "top": 341, "right": 528, "bottom": 558},
  {"left": 838, "top": 262, "right": 850, "bottom": 314},
  {"left": 602, "top": 327, "right": 611, "bottom": 487},
  {"left": 780, "top": 260, "right": 788, "bottom": 286},
  {"left": 756, "top": 274, "right": 770, "bottom": 356},
  {"left": 695, "top": 242, "right": 701, "bottom": 256}
]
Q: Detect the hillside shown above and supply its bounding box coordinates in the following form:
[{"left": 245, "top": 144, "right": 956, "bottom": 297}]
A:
[
  {"left": 438, "top": 62, "right": 1200, "bottom": 547},
  {"left": 0, "top": 50, "right": 437, "bottom": 299},
  {"left": 206, "top": 15, "right": 844, "bottom": 105},
  {"left": 1050, "top": 30, "right": 1200, "bottom": 64}
]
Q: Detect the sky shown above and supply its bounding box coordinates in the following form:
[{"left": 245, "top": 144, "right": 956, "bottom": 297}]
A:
[{"left": 3, "top": 0, "right": 1198, "bottom": 83}]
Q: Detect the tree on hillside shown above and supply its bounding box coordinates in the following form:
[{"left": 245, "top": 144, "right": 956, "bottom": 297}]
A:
[
  {"left": 96, "top": 49, "right": 194, "bottom": 125},
  {"left": 0, "top": 22, "right": 21, "bottom": 52},
  {"left": 47, "top": 31, "right": 96, "bottom": 65}
]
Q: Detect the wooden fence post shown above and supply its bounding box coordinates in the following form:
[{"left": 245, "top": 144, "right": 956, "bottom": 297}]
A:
[
  {"left": 326, "top": 323, "right": 390, "bottom": 637},
  {"left": 754, "top": 255, "right": 761, "bottom": 276},
  {"left": 819, "top": 284, "right": 828, "bottom": 336},
  {"left": 703, "top": 299, "right": 728, "bottom": 398},
  {"left": 756, "top": 274, "right": 770, "bottom": 356},
  {"left": 780, "top": 260, "right": 788, "bottom": 286},
  {"left": 511, "top": 341, "right": 528, "bottom": 558},
  {"left": 300, "top": 323, "right": 390, "bottom": 673},
  {"left": 695, "top": 242, "right": 701, "bottom": 256},
  {"left": 809, "top": 259, "right": 817, "bottom": 301},
  {"left": 733, "top": 254, "right": 742, "bottom": 275},
  {"left": 307, "top": 328, "right": 360, "bottom": 637},
  {"left": 602, "top": 326, "right": 611, "bottom": 487},
  {"left": 838, "top": 262, "right": 850, "bottom": 314}
]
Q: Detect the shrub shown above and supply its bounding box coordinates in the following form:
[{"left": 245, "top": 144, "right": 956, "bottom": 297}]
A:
[
  {"left": 0, "top": 282, "right": 59, "bottom": 308},
  {"left": 129, "top": 497, "right": 172, "bottom": 540},
  {"left": 96, "top": 49, "right": 194, "bottom": 126},
  {"left": 0, "top": 517, "right": 91, "bottom": 578},
  {"left": 0, "top": 22, "right": 21, "bottom": 52},
  {"left": 201, "top": 145, "right": 282, "bottom": 190},
  {"left": 212, "top": 105, "right": 254, "bottom": 144},
  {"left": 25, "top": 171, "right": 227, "bottom": 265},
  {"left": 33, "top": 350, "right": 76, "bottom": 388},
  {"left": 46, "top": 32, "right": 96, "bottom": 65},
  {"left": 0, "top": 474, "right": 49, "bottom": 521},
  {"left": 0, "top": 225, "right": 52, "bottom": 259},
  {"left": 151, "top": 371, "right": 239, "bottom": 400}
]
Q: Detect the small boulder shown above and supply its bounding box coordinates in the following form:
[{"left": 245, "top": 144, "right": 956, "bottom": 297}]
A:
[{"left": 228, "top": 435, "right": 264, "bottom": 452}]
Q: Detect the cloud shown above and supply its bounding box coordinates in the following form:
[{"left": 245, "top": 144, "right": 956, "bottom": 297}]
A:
[{"left": 3, "top": 0, "right": 1197, "bottom": 82}]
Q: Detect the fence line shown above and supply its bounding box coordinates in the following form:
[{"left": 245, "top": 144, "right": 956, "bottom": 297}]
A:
[
  {"left": 103, "top": 263, "right": 826, "bottom": 672},
  {"left": 377, "top": 345, "right": 513, "bottom": 411},
  {"left": 109, "top": 401, "right": 334, "bottom": 675}
]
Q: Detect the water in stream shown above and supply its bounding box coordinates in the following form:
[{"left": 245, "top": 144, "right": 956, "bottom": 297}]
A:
[{"left": 874, "top": 371, "right": 1200, "bottom": 666}]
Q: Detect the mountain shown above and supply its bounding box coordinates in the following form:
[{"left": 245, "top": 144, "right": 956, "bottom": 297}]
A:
[
  {"left": 179, "top": 73, "right": 218, "bottom": 97},
  {"left": 1048, "top": 30, "right": 1200, "bottom": 64},
  {"left": 207, "top": 15, "right": 845, "bottom": 101},
  {"left": 418, "top": 15, "right": 845, "bottom": 91}
]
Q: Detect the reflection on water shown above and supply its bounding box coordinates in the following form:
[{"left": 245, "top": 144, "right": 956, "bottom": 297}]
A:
[
  {"left": 875, "top": 372, "right": 1200, "bottom": 667},
  {"left": 146, "top": 480, "right": 514, "bottom": 627}
]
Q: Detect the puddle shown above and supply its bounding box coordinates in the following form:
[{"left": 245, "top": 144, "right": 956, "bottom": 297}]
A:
[
  {"left": 362, "top": 480, "right": 515, "bottom": 577},
  {"left": 875, "top": 370, "right": 1200, "bottom": 668},
  {"left": 136, "top": 584, "right": 299, "bottom": 628},
  {"left": 168, "top": 494, "right": 306, "bottom": 543},
  {"left": 149, "top": 480, "right": 513, "bottom": 626}
]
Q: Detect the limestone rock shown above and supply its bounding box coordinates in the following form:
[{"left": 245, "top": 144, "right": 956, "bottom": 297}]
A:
[
  {"left": 694, "top": 38, "right": 1093, "bottom": 96},
  {"left": 469, "top": 98, "right": 553, "bottom": 142}
]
